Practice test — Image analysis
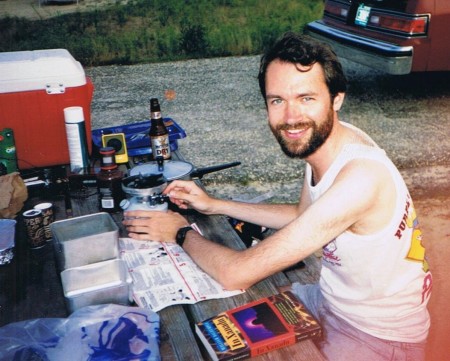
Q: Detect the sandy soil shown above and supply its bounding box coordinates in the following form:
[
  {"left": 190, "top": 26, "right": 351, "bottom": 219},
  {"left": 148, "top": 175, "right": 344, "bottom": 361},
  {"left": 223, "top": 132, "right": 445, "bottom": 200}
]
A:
[
  {"left": 417, "top": 195, "right": 450, "bottom": 361},
  {"left": 403, "top": 166, "right": 450, "bottom": 361}
]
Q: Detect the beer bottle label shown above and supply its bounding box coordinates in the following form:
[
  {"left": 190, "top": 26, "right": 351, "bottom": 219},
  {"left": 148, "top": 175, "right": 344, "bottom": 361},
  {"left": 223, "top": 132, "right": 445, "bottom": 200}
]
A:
[
  {"left": 151, "top": 134, "right": 171, "bottom": 159},
  {"left": 99, "top": 187, "right": 115, "bottom": 209},
  {"left": 151, "top": 111, "right": 162, "bottom": 119}
]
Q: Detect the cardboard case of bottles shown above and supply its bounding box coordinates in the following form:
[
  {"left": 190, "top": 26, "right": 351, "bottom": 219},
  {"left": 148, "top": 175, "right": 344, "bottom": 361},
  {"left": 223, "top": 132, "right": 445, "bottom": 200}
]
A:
[{"left": 0, "top": 49, "right": 94, "bottom": 170}]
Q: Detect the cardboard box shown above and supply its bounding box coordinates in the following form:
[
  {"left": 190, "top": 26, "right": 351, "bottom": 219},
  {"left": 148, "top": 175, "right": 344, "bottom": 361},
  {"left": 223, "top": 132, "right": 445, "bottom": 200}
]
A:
[{"left": 0, "top": 49, "right": 94, "bottom": 169}]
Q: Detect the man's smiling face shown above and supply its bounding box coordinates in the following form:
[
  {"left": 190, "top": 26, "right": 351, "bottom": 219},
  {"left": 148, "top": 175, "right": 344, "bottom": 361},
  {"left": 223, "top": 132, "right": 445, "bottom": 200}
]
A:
[{"left": 265, "top": 60, "right": 337, "bottom": 159}]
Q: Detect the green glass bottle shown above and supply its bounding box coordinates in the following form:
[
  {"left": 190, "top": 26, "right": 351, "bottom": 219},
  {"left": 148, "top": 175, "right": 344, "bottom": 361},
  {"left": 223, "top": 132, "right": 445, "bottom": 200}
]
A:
[{"left": 0, "top": 128, "right": 18, "bottom": 175}]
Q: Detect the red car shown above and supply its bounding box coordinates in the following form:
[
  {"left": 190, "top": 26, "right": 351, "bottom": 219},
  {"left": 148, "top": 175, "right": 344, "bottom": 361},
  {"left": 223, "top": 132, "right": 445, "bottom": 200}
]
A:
[{"left": 304, "top": 0, "right": 450, "bottom": 74}]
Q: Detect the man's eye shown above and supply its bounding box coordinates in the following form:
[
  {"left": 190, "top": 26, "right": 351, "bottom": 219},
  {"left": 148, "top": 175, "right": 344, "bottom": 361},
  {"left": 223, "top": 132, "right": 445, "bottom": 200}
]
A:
[
  {"left": 303, "top": 97, "right": 313, "bottom": 102},
  {"left": 271, "top": 99, "right": 282, "bottom": 105}
]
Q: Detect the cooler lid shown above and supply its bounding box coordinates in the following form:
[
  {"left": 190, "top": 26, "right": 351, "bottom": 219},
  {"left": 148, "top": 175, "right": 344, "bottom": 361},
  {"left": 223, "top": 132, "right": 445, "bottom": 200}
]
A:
[{"left": 0, "top": 49, "right": 87, "bottom": 94}]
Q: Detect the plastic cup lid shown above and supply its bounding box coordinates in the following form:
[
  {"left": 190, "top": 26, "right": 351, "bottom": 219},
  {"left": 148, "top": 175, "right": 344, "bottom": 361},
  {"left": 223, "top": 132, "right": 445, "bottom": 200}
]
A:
[
  {"left": 34, "top": 202, "right": 53, "bottom": 210},
  {"left": 64, "top": 106, "right": 84, "bottom": 123},
  {"left": 23, "top": 209, "right": 42, "bottom": 217},
  {"left": 129, "top": 160, "right": 193, "bottom": 181}
]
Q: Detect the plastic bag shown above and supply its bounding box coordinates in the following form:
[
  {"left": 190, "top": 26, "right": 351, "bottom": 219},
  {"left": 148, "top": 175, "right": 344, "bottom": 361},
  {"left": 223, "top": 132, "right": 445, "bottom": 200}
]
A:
[{"left": 0, "top": 304, "right": 160, "bottom": 361}]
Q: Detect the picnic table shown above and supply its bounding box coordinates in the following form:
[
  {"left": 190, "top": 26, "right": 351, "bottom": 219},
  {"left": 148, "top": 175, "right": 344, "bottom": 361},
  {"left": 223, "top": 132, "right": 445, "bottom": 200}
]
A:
[{"left": 0, "top": 150, "right": 324, "bottom": 361}]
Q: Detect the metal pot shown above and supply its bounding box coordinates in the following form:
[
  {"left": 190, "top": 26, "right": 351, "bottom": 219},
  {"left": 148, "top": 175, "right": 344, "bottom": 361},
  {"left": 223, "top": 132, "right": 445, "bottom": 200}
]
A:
[
  {"left": 120, "top": 173, "right": 169, "bottom": 212},
  {"left": 121, "top": 159, "right": 241, "bottom": 212}
]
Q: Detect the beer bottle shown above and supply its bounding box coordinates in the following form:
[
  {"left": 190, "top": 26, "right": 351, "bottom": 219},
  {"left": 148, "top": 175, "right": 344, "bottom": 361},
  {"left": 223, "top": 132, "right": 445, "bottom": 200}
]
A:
[
  {"left": 149, "top": 98, "right": 171, "bottom": 160},
  {"left": 96, "top": 147, "right": 125, "bottom": 213}
]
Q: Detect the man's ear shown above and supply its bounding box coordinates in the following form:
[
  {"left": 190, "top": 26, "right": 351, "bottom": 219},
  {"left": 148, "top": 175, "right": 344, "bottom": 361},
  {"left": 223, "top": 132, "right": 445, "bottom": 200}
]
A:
[{"left": 333, "top": 92, "right": 345, "bottom": 111}]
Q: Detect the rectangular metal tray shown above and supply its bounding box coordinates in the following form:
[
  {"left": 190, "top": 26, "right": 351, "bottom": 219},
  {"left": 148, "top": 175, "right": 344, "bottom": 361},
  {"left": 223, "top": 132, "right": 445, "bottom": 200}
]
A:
[
  {"left": 50, "top": 212, "right": 119, "bottom": 271},
  {"left": 61, "top": 259, "right": 132, "bottom": 313}
]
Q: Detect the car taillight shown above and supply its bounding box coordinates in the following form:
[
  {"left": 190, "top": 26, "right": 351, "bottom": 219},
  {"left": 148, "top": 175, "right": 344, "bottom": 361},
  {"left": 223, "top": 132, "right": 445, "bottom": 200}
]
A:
[
  {"left": 324, "top": 1, "right": 350, "bottom": 21},
  {"left": 369, "top": 12, "right": 429, "bottom": 36}
]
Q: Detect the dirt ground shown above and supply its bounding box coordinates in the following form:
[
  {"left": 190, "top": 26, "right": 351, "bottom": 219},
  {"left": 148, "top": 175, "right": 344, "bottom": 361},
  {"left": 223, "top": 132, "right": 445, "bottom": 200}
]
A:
[
  {"left": 402, "top": 165, "right": 450, "bottom": 361},
  {"left": 418, "top": 196, "right": 450, "bottom": 361}
]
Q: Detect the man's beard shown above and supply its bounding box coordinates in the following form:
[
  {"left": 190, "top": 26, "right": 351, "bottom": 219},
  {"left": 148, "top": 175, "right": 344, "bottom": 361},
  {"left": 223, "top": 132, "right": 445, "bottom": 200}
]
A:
[{"left": 270, "top": 109, "right": 334, "bottom": 159}]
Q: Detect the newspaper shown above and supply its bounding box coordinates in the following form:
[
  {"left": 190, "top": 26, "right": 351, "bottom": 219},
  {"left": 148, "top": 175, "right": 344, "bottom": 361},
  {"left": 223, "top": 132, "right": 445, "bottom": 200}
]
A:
[{"left": 119, "top": 231, "right": 244, "bottom": 312}]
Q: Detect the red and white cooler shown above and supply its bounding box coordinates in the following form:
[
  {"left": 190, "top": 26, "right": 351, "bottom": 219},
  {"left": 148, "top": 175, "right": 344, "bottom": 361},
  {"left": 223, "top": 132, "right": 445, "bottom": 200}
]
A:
[{"left": 0, "top": 49, "right": 94, "bottom": 170}]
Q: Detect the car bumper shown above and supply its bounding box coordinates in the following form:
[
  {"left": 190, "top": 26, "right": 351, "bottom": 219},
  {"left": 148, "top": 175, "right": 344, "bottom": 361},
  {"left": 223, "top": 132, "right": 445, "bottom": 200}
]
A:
[{"left": 304, "top": 21, "right": 413, "bottom": 75}]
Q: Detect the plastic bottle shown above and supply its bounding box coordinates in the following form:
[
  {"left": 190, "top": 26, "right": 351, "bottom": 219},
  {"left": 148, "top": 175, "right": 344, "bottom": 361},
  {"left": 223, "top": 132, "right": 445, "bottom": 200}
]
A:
[
  {"left": 96, "top": 147, "right": 125, "bottom": 213},
  {"left": 63, "top": 106, "right": 90, "bottom": 172},
  {"left": 149, "top": 98, "right": 171, "bottom": 160}
]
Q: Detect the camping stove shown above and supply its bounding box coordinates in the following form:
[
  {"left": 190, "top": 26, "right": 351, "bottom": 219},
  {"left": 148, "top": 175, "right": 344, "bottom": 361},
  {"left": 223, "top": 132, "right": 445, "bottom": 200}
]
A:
[{"left": 120, "top": 173, "right": 169, "bottom": 212}]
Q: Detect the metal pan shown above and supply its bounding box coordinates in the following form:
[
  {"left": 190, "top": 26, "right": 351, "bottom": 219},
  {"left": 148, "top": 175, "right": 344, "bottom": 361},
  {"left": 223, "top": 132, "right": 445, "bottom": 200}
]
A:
[{"left": 129, "top": 160, "right": 241, "bottom": 181}]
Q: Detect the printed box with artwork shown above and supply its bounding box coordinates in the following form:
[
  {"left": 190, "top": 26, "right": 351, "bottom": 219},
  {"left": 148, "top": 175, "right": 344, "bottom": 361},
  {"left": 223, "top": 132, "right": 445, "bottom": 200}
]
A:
[{"left": 195, "top": 291, "right": 322, "bottom": 361}]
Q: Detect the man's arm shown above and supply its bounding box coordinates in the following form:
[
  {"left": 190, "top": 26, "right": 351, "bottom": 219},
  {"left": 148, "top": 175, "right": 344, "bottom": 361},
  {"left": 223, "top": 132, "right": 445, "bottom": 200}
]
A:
[
  {"left": 164, "top": 179, "right": 303, "bottom": 230},
  {"left": 180, "top": 159, "right": 393, "bottom": 290},
  {"left": 123, "top": 159, "right": 394, "bottom": 290}
]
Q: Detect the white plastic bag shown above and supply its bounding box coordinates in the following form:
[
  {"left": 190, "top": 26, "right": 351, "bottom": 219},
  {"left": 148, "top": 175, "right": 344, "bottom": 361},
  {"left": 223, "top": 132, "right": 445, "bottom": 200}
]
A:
[{"left": 0, "top": 304, "right": 160, "bottom": 361}]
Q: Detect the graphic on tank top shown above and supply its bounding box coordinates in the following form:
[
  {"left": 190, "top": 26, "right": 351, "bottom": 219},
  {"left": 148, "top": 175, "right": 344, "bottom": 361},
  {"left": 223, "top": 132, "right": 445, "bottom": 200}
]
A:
[
  {"left": 323, "top": 240, "right": 341, "bottom": 266},
  {"left": 395, "top": 194, "right": 429, "bottom": 272}
]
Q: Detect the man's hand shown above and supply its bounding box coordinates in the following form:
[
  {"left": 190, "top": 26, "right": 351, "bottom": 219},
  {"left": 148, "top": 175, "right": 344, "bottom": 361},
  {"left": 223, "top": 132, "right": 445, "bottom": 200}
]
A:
[
  {"left": 163, "top": 180, "right": 216, "bottom": 214},
  {"left": 122, "top": 210, "right": 189, "bottom": 242}
]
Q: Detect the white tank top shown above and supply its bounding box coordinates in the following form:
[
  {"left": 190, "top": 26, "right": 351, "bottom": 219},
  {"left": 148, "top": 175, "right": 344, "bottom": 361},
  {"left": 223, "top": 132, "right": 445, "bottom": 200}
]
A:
[{"left": 305, "top": 122, "right": 432, "bottom": 342}]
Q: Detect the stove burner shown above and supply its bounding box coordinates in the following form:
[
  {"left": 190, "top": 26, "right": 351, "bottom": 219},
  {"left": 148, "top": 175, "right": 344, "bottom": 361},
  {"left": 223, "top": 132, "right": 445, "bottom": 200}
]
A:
[{"left": 123, "top": 173, "right": 166, "bottom": 189}]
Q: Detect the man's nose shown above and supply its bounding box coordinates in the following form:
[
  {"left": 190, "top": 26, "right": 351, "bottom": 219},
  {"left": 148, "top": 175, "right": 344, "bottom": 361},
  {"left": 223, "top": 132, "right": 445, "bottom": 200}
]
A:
[{"left": 285, "top": 102, "right": 302, "bottom": 124}]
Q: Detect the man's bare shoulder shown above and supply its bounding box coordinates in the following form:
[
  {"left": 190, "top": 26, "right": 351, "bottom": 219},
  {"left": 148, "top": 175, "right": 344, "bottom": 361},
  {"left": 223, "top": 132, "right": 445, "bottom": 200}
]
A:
[{"left": 335, "top": 158, "right": 396, "bottom": 234}]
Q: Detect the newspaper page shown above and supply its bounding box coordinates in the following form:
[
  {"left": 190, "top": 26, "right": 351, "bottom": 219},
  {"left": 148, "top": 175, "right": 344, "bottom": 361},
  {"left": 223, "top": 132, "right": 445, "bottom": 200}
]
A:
[{"left": 119, "top": 236, "right": 244, "bottom": 312}]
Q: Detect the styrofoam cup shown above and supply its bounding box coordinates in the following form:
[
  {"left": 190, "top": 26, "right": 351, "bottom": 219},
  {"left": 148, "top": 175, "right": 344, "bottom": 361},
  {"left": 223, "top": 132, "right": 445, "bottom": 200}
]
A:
[{"left": 0, "top": 219, "right": 16, "bottom": 265}]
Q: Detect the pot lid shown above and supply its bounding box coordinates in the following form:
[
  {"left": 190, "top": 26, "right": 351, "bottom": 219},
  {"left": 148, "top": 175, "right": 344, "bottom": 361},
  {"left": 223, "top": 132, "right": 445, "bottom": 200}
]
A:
[{"left": 129, "top": 160, "right": 193, "bottom": 181}]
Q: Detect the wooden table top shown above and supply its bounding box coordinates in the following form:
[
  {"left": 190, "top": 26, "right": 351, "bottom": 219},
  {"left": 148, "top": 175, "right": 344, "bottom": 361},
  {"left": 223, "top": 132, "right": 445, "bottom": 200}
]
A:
[{"left": 0, "top": 152, "right": 324, "bottom": 361}]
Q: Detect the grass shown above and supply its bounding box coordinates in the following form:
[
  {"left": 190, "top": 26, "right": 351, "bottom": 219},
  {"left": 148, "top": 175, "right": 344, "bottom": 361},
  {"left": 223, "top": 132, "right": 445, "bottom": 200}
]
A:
[{"left": 0, "top": 0, "right": 323, "bottom": 66}]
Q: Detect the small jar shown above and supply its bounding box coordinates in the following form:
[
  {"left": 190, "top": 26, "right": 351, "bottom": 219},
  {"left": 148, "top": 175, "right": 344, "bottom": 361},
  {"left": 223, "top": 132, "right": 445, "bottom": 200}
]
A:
[{"left": 96, "top": 147, "right": 125, "bottom": 213}]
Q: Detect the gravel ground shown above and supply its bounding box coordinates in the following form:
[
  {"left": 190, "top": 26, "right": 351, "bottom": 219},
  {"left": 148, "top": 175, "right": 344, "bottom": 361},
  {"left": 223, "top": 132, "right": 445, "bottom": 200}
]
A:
[
  {"left": 86, "top": 56, "right": 306, "bottom": 203},
  {"left": 85, "top": 55, "right": 450, "bottom": 204}
]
